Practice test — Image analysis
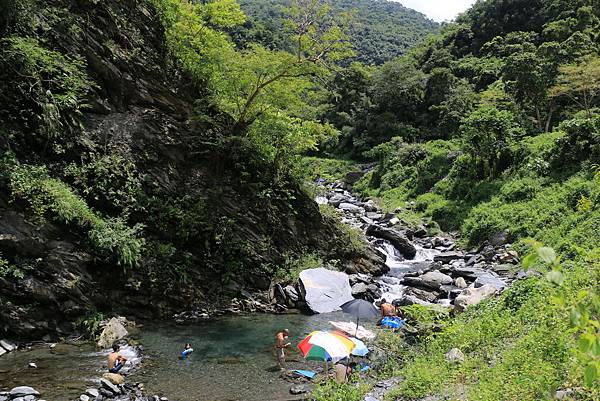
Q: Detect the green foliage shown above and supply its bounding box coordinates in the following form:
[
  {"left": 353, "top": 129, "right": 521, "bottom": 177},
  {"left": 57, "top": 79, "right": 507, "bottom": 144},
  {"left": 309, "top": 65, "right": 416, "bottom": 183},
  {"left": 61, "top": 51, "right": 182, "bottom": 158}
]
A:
[
  {"left": 64, "top": 154, "right": 143, "bottom": 216},
  {"left": 0, "top": 36, "right": 94, "bottom": 141},
  {"left": 8, "top": 163, "right": 144, "bottom": 267},
  {"left": 298, "top": 156, "right": 359, "bottom": 182},
  {"left": 76, "top": 310, "right": 105, "bottom": 339},
  {"left": 0, "top": 254, "right": 24, "bottom": 279},
  {"left": 312, "top": 380, "right": 369, "bottom": 401},
  {"left": 273, "top": 252, "right": 323, "bottom": 282}
]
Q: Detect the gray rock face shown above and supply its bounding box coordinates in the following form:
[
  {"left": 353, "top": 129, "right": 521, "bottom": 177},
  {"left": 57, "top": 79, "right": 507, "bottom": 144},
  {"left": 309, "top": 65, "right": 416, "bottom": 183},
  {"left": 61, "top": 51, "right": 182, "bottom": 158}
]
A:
[
  {"left": 366, "top": 225, "right": 417, "bottom": 259},
  {"left": 9, "top": 387, "right": 40, "bottom": 397},
  {"left": 454, "top": 277, "right": 467, "bottom": 289},
  {"left": 299, "top": 268, "right": 354, "bottom": 314},
  {"left": 344, "top": 171, "right": 365, "bottom": 185}
]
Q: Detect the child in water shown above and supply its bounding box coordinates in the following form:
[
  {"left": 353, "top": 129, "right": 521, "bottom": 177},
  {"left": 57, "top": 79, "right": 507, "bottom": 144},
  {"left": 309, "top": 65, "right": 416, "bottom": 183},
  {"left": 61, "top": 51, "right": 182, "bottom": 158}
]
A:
[{"left": 179, "top": 343, "right": 193, "bottom": 359}]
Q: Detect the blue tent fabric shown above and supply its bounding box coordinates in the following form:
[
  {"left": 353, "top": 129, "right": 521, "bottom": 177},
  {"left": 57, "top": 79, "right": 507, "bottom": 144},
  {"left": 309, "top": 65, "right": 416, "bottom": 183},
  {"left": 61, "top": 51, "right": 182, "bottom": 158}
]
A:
[
  {"left": 381, "top": 316, "right": 405, "bottom": 329},
  {"left": 293, "top": 370, "right": 317, "bottom": 379}
]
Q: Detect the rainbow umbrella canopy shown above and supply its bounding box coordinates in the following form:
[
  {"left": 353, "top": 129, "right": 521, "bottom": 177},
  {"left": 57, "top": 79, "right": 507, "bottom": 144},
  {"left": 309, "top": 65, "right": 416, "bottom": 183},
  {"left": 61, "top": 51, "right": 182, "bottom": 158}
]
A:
[{"left": 297, "top": 331, "right": 356, "bottom": 362}]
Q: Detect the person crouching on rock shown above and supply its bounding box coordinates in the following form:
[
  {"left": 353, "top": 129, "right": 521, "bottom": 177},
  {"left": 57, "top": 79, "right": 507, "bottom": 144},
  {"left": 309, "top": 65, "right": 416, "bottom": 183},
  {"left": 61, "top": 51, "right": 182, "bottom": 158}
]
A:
[
  {"left": 275, "top": 329, "right": 291, "bottom": 370},
  {"left": 377, "top": 298, "right": 396, "bottom": 325},
  {"left": 179, "top": 343, "right": 194, "bottom": 359},
  {"left": 108, "top": 343, "right": 128, "bottom": 373}
]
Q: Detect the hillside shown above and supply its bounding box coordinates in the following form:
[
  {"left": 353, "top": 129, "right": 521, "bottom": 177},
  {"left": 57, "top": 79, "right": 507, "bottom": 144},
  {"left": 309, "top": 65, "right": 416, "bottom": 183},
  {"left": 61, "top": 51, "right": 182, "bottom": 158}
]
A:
[
  {"left": 310, "top": 0, "right": 600, "bottom": 398},
  {"left": 231, "top": 0, "right": 439, "bottom": 65}
]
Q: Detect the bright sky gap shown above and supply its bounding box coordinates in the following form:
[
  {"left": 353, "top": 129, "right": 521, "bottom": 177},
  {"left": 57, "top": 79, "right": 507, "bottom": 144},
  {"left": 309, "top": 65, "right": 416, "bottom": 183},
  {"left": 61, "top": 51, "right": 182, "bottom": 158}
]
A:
[{"left": 397, "top": 0, "right": 478, "bottom": 22}]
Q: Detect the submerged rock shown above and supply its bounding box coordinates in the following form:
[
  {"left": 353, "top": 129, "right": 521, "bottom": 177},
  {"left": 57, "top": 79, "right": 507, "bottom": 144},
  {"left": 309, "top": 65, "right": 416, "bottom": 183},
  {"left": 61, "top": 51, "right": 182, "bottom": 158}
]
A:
[
  {"left": 445, "top": 347, "right": 465, "bottom": 364},
  {"left": 299, "top": 268, "right": 353, "bottom": 313}
]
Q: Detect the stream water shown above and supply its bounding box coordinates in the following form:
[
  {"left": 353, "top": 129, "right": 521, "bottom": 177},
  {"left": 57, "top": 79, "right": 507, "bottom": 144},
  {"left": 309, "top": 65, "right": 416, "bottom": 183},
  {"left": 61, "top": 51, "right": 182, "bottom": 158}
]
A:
[
  {"left": 0, "top": 312, "right": 362, "bottom": 401},
  {"left": 0, "top": 186, "right": 441, "bottom": 401}
]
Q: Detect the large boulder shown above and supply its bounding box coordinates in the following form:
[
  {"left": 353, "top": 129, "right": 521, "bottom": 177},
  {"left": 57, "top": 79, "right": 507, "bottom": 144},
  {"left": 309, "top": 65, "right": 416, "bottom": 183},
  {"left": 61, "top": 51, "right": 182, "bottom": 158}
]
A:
[
  {"left": 366, "top": 225, "right": 416, "bottom": 259},
  {"left": 418, "top": 270, "right": 453, "bottom": 290},
  {"left": 97, "top": 317, "right": 128, "bottom": 348},
  {"left": 474, "top": 273, "right": 507, "bottom": 291},
  {"left": 99, "top": 378, "right": 121, "bottom": 395},
  {"left": 454, "top": 285, "right": 497, "bottom": 311},
  {"left": 299, "top": 268, "right": 353, "bottom": 314}
]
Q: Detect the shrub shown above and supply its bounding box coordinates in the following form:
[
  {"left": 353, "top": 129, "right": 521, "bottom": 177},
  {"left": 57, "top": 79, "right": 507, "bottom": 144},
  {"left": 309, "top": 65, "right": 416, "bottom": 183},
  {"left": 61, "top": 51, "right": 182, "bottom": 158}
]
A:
[{"left": 8, "top": 163, "right": 144, "bottom": 267}]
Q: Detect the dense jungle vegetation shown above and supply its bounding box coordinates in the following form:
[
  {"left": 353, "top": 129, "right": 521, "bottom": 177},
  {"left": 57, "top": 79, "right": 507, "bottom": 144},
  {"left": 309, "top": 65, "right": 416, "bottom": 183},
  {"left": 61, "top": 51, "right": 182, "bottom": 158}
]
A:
[{"left": 0, "top": 0, "right": 598, "bottom": 398}]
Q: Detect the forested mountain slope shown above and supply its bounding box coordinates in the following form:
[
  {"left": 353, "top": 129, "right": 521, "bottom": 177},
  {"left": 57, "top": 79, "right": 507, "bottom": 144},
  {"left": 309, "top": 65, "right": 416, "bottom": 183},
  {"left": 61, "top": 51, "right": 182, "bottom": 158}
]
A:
[
  {"left": 308, "top": 0, "right": 600, "bottom": 398},
  {"left": 231, "top": 0, "right": 439, "bottom": 65}
]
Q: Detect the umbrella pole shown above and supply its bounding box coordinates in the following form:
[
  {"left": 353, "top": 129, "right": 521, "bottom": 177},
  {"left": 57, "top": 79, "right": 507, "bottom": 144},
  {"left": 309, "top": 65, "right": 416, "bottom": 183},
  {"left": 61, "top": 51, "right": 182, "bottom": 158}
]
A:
[{"left": 355, "top": 316, "right": 359, "bottom": 337}]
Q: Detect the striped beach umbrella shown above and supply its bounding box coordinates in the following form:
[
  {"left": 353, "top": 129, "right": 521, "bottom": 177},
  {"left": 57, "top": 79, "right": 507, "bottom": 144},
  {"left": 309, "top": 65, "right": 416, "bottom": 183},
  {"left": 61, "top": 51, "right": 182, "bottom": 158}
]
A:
[{"left": 297, "top": 331, "right": 355, "bottom": 362}]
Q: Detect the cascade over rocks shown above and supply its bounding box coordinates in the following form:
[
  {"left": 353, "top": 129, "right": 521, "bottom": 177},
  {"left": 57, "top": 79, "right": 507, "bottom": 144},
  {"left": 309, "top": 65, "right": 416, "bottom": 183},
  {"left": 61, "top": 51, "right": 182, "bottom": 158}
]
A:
[{"left": 365, "top": 225, "right": 417, "bottom": 259}]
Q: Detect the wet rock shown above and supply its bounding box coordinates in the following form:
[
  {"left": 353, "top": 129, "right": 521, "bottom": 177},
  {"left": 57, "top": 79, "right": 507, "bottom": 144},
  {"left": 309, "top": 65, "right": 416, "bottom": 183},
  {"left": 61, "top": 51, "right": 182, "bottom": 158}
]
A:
[
  {"left": 339, "top": 202, "right": 362, "bottom": 212},
  {"left": 351, "top": 282, "right": 368, "bottom": 296},
  {"left": 103, "top": 372, "right": 125, "bottom": 385},
  {"left": 366, "top": 212, "right": 382, "bottom": 220},
  {"left": 98, "top": 388, "right": 114, "bottom": 398},
  {"left": 474, "top": 273, "right": 507, "bottom": 291},
  {"left": 27, "top": 362, "right": 37, "bottom": 369},
  {"left": 0, "top": 339, "right": 16, "bottom": 352},
  {"left": 0, "top": 348, "right": 6, "bottom": 357},
  {"left": 328, "top": 193, "right": 349, "bottom": 207},
  {"left": 299, "top": 268, "right": 353, "bottom": 313},
  {"left": 97, "top": 317, "right": 128, "bottom": 348},
  {"left": 445, "top": 347, "right": 465, "bottom": 364},
  {"left": 413, "top": 226, "right": 427, "bottom": 238},
  {"left": 403, "top": 287, "right": 439, "bottom": 303},
  {"left": 419, "top": 270, "right": 453, "bottom": 290},
  {"left": 9, "top": 387, "right": 40, "bottom": 397},
  {"left": 454, "top": 277, "right": 467, "bottom": 289},
  {"left": 80, "top": 395, "right": 90, "bottom": 401},
  {"left": 366, "top": 225, "right": 416, "bottom": 259},
  {"left": 100, "top": 378, "right": 121, "bottom": 395},
  {"left": 489, "top": 230, "right": 509, "bottom": 246},
  {"left": 433, "top": 251, "right": 464, "bottom": 263},
  {"left": 454, "top": 284, "right": 497, "bottom": 312},
  {"left": 290, "top": 384, "right": 310, "bottom": 395},
  {"left": 85, "top": 389, "right": 99, "bottom": 398}
]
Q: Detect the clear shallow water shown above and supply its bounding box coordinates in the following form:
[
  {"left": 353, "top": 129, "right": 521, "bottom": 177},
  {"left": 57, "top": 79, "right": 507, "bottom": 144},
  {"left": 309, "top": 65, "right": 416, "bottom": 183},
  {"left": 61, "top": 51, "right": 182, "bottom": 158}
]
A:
[
  {"left": 0, "top": 343, "right": 106, "bottom": 399},
  {"left": 131, "top": 311, "right": 357, "bottom": 401},
  {"left": 0, "top": 312, "right": 367, "bottom": 401}
]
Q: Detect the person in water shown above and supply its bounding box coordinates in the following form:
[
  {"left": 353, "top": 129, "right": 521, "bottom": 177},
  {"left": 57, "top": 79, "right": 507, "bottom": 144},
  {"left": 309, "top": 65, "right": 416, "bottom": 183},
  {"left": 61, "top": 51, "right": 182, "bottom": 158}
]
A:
[
  {"left": 179, "top": 343, "right": 194, "bottom": 359},
  {"left": 274, "top": 329, "right": 291, "bottom": 370},
  {"left": 107, "top": 343, "right": 128, "bottom": 373}
]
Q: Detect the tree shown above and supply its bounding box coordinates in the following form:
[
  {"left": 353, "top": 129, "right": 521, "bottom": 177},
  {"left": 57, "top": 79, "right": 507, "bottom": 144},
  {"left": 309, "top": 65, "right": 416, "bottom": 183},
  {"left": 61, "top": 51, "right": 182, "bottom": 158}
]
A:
[
  {"left": 460, "top": 106, "right": 525, "bottom": 177},
  {"left": 549, "top": 56, "right": 600, "bottom": 116}
]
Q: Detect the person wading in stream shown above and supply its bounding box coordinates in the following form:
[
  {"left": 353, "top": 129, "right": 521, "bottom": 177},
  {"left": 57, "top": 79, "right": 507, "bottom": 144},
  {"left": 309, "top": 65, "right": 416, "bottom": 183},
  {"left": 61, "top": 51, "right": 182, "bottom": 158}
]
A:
[
  {"left": 274, "top": 329, "right": 291, "bottom": 370},
  {"left": 107, "top": 343, "right": 128, "bottom": 373}
]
